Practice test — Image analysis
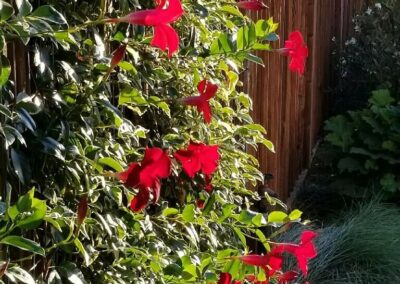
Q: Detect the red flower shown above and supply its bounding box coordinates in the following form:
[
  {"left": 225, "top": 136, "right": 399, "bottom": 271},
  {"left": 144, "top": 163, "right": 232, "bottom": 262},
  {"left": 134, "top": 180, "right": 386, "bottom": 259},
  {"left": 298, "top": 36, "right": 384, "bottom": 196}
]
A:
[
  {"left": 236, "top": 0, "right": 267, "bottom": 10},
  {"left": 281, "top": 31, "right": 308, "bottom": 75},
  {"left": 174, "top": 142, "right": 220, "bottom": 178},
  {"left": 106, "top": 0, "right": 184, "bottom": 57},
  {"left": 218, "top": 272, "right": 232, "bottom": 284},
  {"left": 196, "top": 199, "right": 205, "bottom": 209},
  {"left": 204, "top": 174, "right": 213, "bottom": 193},
  {"left": 236, "top": 254, "right": 283, "bottom": 276},
  {"left": 277, "top": 271, "right": 298, "bottom": 284},
  {"left": 76, "top": 196, "right": 88, "bottom": 228},
  {"left": 110, "top": 44, "right": 127, "bottom": 69},
  {"left": 181, "top": 79, "right": 218, "bottom": 123},
  {"left": 273, "top": 230, "right": 317, "bottom": 277},
  {"left": 118, "top": 147, "right": 171, "bottom": 212}
]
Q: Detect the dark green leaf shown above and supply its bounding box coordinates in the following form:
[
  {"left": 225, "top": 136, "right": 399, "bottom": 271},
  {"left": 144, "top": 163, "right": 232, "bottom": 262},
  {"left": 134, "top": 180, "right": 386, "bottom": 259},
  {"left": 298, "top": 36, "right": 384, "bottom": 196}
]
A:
[
  {"left": 31, "top": 5, "right": 67, "bottom": 25},
  {"left": 0, "top": 1, "right": 14, "bottom": 22},
  {"left": 17, "top": 108, "right": 36, "bottom": 133},
  {"left": 10, "top": 149, "right": 31, "bottom": 185},
  {"left": 15, "top": 0, "right": 32, "bottom": 16}
]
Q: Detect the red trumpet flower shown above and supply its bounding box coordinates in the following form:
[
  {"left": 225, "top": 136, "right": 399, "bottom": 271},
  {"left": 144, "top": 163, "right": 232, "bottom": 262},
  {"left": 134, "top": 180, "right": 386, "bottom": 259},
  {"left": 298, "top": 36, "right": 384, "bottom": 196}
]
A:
[
  {"left": 118, "top": 147, "right": 171, "bottom": 212},
  {"left": 236, "top": 253, "right": 283, "bottom": 276},
  {"left": 279, "top": 31, "right": 309, "bottom": 75},
  {"left": 110, "top": 44, "right": 127, "bottom": 69},
  {"left": 106, "top": 0, "right": 184, "bottom": 57},
  {"left": 273, "top": 230, "right": 318, "bottom": 276},
  {"left": 174, "top": 142, "right": 220, "bottom": 178},
  {"left": 181, "top": 79, "right": 218, "bottom": 123},
  {"left": 236, "top": 0, "right": 267, "bottom": 11}
]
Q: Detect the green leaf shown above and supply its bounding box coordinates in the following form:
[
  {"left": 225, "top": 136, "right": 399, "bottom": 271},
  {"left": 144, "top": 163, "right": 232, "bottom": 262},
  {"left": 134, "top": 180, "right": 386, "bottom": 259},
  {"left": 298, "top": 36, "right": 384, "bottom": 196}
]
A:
[
  {"left": 162, "top": 208, "right": 179, "bottom": 217},
  {"left": 245, "top": 53, "right": 265, "bottom": 66},
  {"left": 0, "top": 55, "right": 11, "bottom": 88},
  {"left": 0, "top": 1, "right": 14, "bottom": 22},
  {"left": 237, "top": 25, "right": 256, "bottom": 51},
  {"left": 98, "top": 157, "right": 124, "bottom": 172},
  {"left": 0, "top": 236, "right": 45, "bottom": 256},
  {"left": 118, "top": 87, "right": 147, "bottom": 106},
  {"left": 74, "top": 239, "right": 91, "bottom": 266},
  {"left": 253, "top": 43, "right": 271, "bottom": 51},
  {"left": 8, "top": 188, "right": 47, "bottom": 229},
  {"left": 15, "top": 0, "right": 32, "bottom": 16},
  {"left": 221, "top": 5, "right": 243, "bottom": 17},
  {"left": 233, "top": 227, "right": 246, "bottom": 247},
  {"left": 210, "top": 34, "right": 232, "bottom": 55},
  {"left": 5, "top": 266, "right": 34, "bottom": 284},
  {"left": 17, "top": 198, "right": 46, "bottom": 229},
  {"left": 41, "top": 137, "right": 65, "bottom": 160},
  {"left": 288, "top": 209, "right": 302, "bottom": 220},
  {"left": 267, "top": 211, "right": 288, "bottom": 223},
  {"left": 10, "top": 149, "right": 31, "bottom": 185},
  {"left": 17, "top": 108, "right": 36, "bottom": 132},
  {"left": 163, "top": 263, "right": 183, "bottom": 276},
  {"left": 31, "top": 5, "right": 67, "bottom": 25},
  {"left": 118, "top": 61, "right": 137, "bottom": 75},
  {"left": 202, "top": 193, "right": 216, "bottom": 215},
  {"left": 370, "top": 89, "right": 394, "bottom": 107},
  {"left": 182, "top": 204, "right": 195, "bottom": 222},
  {"left": 255, "top": 229, "right": 271, "bottom": 251}
]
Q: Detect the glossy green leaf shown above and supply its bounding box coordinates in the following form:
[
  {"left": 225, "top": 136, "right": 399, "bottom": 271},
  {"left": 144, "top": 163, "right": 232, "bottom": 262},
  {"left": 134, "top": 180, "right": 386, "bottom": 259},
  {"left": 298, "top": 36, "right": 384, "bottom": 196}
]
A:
[
  {"left": 0, "top": 236, "right": 45, "bottom": 256},
  {"left": 0, "top": 1, "right": 14, "bottom": 22},
  {"left": 31, "top": 5, "right": 67, "bottom": 25},
  {"left": 98, "top": 157, "right": 124, "bottom": 172},
  {"left": 267, "top": 211, "right": 288, "bottom": 223},
  {"left": 5, "top": 266, "right": 34, "bottom": 284},
  {"left": 16, "top": 0, "right": 32, "bottom": 16}
]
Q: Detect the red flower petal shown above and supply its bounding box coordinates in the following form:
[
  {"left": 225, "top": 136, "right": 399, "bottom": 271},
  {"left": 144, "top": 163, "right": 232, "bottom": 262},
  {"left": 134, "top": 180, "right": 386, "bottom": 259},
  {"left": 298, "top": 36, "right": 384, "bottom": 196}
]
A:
[
  {"left": 218, "top": 272, "right": 232, "bottom": 284},
  {"left": 174, "top": 149, "right": 202, "bottom": 178},
  {"left": 266, "top": 255, "right": 283, "bottom": 276},
  {"left": 197, "top": 79, "right": 218, "bottom": 100},
  {"left": 174, "top": 142, "right": 220, "bottom": 178},
  {"left": 152, "top": 179, "right": 161, "bottom": 204},
  {"left": 277, "top": 271, "right": 298, "bottom": 284},
  {"left": 119, "top": 162, "right": 141, "bottom": 188},
  {"left": 199, "top": 145, "right": 220, "bottom": 175},
  {"left": 130, "top": 188, "right": 151, "bottom": 212},
  {"left": 196, "top": 199, "right": 206, "bottom": 209},
  {"left": 238, "top": 254, "right": 270, "bottom": 267},
  {"left": 204, "top": 174, "right": 213, "bottom": 193},
  {"left": 110, "top": 45, "right": 127, "bottom": 68},
  {"left": 77, "top": 196, "right": 88, "bottom": 227},
  {"left": 236, "top": 0, "right": 267, "bottom": 11},
  {"left": 152, "top": 24, "right": 180, "bottom": 57}
]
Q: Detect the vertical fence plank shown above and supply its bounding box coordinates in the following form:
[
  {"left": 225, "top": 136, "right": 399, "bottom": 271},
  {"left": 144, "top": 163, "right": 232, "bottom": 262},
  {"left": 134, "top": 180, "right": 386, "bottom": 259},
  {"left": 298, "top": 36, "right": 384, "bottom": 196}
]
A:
[{"left": 244, "top": 0, "right": 366, "bottom": 199}]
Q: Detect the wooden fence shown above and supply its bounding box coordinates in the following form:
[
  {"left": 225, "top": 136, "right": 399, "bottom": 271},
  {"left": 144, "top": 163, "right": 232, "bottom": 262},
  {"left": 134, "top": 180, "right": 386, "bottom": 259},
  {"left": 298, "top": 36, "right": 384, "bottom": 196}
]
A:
[{"left": 244, "top": 0, "right": 365, "bottom": 200}]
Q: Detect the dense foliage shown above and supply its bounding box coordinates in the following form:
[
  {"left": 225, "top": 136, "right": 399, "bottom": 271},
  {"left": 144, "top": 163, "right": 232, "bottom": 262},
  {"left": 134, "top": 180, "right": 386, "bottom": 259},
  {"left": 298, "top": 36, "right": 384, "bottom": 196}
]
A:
[
  {"left": 332, "top": 0, "right": 400, "bottom": 113},
  {"left": 325, "top": 89, "right": 400, "bottom": 197},
  {"left": 0, "top": 0, "right": 314, "bottom": 283}
]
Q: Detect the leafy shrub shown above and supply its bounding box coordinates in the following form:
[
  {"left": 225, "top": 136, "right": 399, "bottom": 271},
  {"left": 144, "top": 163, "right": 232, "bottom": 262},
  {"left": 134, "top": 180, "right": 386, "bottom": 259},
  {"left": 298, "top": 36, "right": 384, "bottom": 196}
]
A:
[
  {"left": 324, "top": 89, "right": 400, "bottom": 197},
  {"left": 333, "top": 0, "right": 400, "bottom": 113},
  {"left": 0, "top": 0, "right": 313, "bottom": 283},
  {"left": 281, "top": 200, "right": 400, "bottom": 283}
]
